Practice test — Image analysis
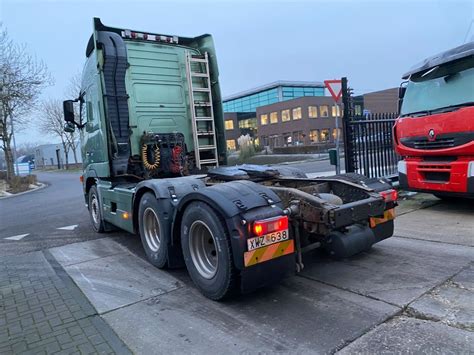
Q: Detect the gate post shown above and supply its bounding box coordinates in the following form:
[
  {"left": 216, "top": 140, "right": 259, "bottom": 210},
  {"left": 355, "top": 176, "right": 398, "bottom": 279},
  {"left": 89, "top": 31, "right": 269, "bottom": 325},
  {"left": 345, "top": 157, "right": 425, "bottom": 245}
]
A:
[{"left": 341, "top": 77, "right": 356, "bottom": 173}]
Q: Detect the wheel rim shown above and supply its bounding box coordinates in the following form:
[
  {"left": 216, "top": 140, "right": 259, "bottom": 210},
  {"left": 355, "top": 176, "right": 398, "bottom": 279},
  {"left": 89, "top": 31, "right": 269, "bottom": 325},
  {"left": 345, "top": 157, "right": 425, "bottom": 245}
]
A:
[
  {"left": 143, "top": 207, "right": 161, "bottom": 252},
  {"left": 90, "top": 194, "right": 100, "bottom": 225},
  {"left": 189, "top": 220, "right": 218, "bottom": 279}
]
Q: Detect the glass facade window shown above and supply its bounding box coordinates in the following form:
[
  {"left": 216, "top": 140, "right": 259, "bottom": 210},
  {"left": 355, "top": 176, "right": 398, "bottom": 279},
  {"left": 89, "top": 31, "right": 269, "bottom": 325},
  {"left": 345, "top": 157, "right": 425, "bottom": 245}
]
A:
[
  {"left": 309, "top": 129, "right": 319, "bottom": 143},
  {"left": 225, "top": 120, "right": 234, "bottom": 130},
  {"left": 223, "top": 88, "right": 279, "bottom": 112},
  {"left": 320, "top": 129, "right": 330, "bottom": 142},
  {"left": 281, "top": 86, "right": 325, "bottom": 101},
  {"left": 331, "top": 105, "right": 341, "bottom": 117},
  {"left": 292, "top": 107, "right": 302, "bottom": 120},
  {"left": 355, "top": 105, "right": 362, "bottom": 116},
  {"left": 320, "top": 105, "right": 329, "bottom": 117},
  {"left": 223, "top": 85, "right": 325, "bottom": 112},
  {"left": 238, "top": 118, "right": 257, "bottom": 129},
  {"left": 281, "top": 109, "right": 290, "bottom": 122},
  {"left": 293, "top": 131, "right": 304, "bottom": 145},
  {"left": 260, "top": 114, "right": 268, "bottom": 125},
  {"left": 308, "top": 106, "right": 318, "bottom": 118},
  {"left": 270, "top": 112, "right": 278, "bottom": 124},
  {"left": 332, "top": 128, "right": 341, "bottom": 141},
  {"left": 226, "top": 139, "right": 236, "bottom": 150}
]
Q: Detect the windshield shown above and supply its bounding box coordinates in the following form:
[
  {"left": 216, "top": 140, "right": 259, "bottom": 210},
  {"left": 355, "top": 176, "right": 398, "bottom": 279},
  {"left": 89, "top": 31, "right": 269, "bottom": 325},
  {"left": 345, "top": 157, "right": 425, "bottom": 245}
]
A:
[{"left": 400, "top": 63, "right": 474, "bottom": 116}]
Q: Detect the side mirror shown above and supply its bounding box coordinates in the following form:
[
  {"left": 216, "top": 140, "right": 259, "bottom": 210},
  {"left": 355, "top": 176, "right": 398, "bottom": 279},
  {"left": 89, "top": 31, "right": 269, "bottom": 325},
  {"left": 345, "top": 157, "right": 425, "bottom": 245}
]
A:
[
  {"left": 64, "top": 122, "right": 76, "bottom": 133},
  {"left": 398, "top": 82, "right": 408, "bottom": 114},
  {"left": 63, "top": 100, "right": 75, "bottom": 122},
  {"left": 398, "top": 86, "right": 406, "bottom": 100}
]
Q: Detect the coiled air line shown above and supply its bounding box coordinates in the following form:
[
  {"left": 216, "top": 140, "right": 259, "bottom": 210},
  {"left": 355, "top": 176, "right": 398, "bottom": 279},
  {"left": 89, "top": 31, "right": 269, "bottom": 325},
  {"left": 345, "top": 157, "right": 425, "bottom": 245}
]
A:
[{"left": 141, "top": 144, "right": 160, "bottom": 170}]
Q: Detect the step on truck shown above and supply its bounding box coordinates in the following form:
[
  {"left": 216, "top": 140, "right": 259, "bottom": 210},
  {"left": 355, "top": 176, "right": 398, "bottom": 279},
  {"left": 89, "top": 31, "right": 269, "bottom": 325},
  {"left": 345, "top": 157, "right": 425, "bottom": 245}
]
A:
[
  {"left": 63, "top": 18, "right": 397, "bottom": 300},
  {"left": 395, "top": 41, "right": 474, "bottom": 199}
]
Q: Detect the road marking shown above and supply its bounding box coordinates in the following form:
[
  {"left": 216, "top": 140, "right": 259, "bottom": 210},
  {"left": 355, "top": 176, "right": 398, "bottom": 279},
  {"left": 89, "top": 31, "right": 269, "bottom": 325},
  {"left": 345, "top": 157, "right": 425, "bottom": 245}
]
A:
[
  {"left": 57, "top": 225, "right": 78, "bottom": 231},
  {"left": 4, "top": 233, "right": 29, "bottom": 241}
]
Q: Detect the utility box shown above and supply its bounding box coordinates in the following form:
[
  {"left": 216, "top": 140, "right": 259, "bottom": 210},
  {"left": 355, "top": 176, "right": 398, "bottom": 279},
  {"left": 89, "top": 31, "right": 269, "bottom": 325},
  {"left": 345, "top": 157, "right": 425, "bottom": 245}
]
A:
[{"left": 329, "top": 148, "right": 338, "bottom": 166}]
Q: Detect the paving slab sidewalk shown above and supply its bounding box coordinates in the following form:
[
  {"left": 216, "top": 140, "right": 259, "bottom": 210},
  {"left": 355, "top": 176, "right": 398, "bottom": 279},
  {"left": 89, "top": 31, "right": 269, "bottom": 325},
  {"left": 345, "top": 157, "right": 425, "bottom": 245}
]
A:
[
  {"left": 50, "top": 237, "right": 400, "bottom": 354},
  {"left": 0, "top": 250, "right": 130, "bottom": 354}
]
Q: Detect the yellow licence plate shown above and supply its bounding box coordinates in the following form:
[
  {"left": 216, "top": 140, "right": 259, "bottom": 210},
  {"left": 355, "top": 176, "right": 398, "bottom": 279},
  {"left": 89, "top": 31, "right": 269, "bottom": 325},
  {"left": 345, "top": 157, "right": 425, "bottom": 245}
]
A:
[
  {"left": 247, "top": 229, "right": 289, "bottom": 251},
  {"left": 370, "top": 208, "right": 395, "bottom": 228}
]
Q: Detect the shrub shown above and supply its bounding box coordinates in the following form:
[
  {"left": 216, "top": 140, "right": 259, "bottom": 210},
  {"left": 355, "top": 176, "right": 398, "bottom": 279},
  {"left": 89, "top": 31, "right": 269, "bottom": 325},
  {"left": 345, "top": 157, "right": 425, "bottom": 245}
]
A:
[
  {"left": 7, "top": 174, "right": 37, "bottom": 193},
  {"left": 237, "top": 134, "right": 256, "bottom": 163}
]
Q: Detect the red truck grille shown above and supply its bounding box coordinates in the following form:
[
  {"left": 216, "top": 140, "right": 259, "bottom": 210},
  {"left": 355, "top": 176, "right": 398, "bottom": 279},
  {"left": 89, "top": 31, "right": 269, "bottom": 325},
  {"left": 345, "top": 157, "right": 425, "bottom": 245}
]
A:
[
  {"left": 413, "top": 138, "right": 455, "bottom": 150},
  {"left": 400, "top": 131, "right": 474, "bottom": 150},
  {"left": 417, "top": 163, "right": 451, "bottom": 182}
]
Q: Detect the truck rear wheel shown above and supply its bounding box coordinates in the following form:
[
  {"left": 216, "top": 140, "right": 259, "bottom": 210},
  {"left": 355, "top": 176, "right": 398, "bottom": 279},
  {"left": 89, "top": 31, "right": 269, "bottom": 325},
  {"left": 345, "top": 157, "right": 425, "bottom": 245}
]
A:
[
  {"left": 138, "top": 192, "right": 168, "bottom": 268},
  {"left": 181, "top": 202, "right": 238, "bottom": 300},
  {"left": 89, "top": 185, "right": 107, "bottom": 233}
]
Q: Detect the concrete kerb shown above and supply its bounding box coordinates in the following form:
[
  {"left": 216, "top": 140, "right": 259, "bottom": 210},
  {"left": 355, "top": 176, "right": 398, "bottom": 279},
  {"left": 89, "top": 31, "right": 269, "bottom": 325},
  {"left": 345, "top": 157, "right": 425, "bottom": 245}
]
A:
[{"left": 0, "top": 182, "right": 48, "bottom": 200}]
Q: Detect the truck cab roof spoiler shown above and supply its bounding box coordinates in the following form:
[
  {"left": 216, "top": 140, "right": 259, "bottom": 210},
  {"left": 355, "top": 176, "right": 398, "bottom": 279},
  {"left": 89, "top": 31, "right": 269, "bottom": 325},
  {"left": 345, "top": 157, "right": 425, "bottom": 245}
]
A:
[
  {"left": 402, "top": 41, "right": 474, "bottom": 79},
  {"left": 86, "top": 17, "right": 211, "bottom": 58}
]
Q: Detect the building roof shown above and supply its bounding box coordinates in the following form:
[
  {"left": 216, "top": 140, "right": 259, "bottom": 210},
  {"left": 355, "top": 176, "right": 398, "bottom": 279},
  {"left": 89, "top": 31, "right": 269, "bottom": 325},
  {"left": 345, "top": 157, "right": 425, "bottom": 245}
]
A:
[{"left": 223, "top": 80, "right": 325, "bottom": 102}]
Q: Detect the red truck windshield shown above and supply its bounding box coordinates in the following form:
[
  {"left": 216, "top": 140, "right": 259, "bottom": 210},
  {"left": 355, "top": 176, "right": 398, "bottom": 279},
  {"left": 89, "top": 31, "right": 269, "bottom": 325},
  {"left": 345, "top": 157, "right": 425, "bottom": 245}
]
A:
[{"left": 400, "top": 64, "right": 474, "bottom": 116}]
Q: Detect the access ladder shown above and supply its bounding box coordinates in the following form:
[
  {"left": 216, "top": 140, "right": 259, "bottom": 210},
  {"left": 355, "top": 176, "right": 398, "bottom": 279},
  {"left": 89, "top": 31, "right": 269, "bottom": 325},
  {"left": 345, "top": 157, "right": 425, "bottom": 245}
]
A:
[{"left": 185, "top": 52, "right": 219, "bottom": 170}]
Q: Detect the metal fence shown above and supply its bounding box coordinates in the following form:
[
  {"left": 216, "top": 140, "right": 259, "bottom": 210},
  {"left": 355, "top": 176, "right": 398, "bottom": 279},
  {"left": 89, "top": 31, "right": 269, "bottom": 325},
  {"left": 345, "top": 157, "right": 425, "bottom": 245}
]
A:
[{"left": 343, "top": 112, "right": 400, "bottom": 179}]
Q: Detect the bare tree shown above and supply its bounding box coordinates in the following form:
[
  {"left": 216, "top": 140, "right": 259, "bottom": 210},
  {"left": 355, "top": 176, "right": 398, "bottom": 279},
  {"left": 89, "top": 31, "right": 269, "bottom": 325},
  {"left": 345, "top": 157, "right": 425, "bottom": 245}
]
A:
[
  {"left": 0, "top": 24, "right": 52, "bottom": 180},
  {"left": 16, "top": 141, "right": 40, "bottom": 157},
  {"left": 39, "top": 99, "right": 74, "bottom": 169}
]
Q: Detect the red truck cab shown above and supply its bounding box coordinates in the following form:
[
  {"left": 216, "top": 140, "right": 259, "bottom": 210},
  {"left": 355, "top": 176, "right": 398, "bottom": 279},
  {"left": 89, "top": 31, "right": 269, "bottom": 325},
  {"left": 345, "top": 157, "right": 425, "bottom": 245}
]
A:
[{"left": 394, "top": 41, "right": 474, "bottom": 199}]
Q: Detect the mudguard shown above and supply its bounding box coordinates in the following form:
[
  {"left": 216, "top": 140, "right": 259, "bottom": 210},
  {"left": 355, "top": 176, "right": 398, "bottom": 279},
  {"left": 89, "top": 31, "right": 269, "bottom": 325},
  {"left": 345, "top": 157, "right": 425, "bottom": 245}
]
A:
[
  {"left": 133, "top": 176, "right": 207, "bottom": 267},
  {"left": 175, "top": 180, "right": 286, "bottom": 270}
]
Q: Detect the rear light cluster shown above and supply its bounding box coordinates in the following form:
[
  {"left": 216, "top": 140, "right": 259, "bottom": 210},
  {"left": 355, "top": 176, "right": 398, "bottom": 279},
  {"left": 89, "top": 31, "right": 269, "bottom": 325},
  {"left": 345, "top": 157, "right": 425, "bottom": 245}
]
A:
[
  {"left": 380, "top": 189, "right": 398, "bottom": 202},
  {"left": 252, "top": 216, "right": 288, "bottom": 237},
  {"left": 122, "top": 30, "right": 178, "bottom": 44}
]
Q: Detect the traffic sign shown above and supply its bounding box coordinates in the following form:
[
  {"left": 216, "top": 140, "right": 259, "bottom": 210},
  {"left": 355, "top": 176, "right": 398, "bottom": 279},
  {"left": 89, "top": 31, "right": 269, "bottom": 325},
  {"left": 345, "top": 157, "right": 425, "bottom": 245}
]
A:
[{"left": 324, "top": 80, "right": 342, "bottom": 102}]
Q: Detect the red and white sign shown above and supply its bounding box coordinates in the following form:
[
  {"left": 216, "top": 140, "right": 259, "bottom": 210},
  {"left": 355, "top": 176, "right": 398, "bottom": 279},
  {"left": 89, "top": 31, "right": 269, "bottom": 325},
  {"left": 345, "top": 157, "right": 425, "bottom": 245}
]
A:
[{"left": 324, "top": 79, "right": 342, "bottom": 102}]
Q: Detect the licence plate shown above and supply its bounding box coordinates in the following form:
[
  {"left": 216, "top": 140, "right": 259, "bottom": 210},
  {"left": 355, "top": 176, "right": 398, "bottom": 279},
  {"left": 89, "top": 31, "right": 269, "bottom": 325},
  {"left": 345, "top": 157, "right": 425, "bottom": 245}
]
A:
[
  {"left": 247, "top": 229, "right": 289, "bottom": 251},
  {"left": 370, "top": 208, "right": 395, "bottom": 228}
]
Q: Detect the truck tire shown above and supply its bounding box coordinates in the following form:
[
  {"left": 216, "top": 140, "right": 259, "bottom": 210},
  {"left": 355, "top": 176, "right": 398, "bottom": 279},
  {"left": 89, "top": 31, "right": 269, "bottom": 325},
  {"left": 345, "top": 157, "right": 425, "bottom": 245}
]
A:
[
  {"left": 138, "top": 192, "right": 168, "bottom": 268},
  {"left": 181, "top": 201, "right": 238, "bottom": 300},
  {"left": 88, "top": 185, "right": 107, "bottom": 233}
]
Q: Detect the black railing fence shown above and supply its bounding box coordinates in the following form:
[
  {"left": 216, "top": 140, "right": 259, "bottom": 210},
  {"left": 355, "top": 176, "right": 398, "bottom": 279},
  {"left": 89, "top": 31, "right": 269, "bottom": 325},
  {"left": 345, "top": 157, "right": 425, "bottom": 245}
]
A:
[
  {"left": 341, "top": 78, "right": 400, "bottom": 179},
  {"left": 343, "top": 113, "right": 400, "bottom": 178}
]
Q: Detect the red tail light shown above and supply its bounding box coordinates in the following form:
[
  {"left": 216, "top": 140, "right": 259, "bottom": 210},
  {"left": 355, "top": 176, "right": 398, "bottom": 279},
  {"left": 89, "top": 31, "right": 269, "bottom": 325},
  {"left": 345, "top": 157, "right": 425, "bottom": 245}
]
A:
[
  {"left": 380, "top": 189, "right": 398, "bottom": 202},
  {"left": 252, "top": 216, "right": 288, "bottom": 237}
]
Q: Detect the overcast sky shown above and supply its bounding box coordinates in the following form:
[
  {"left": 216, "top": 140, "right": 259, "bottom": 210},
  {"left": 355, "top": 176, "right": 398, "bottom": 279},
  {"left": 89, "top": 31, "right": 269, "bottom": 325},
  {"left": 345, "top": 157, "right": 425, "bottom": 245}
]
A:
[{"left": 1, "top": 0, "right": 473, "bottom": 145}]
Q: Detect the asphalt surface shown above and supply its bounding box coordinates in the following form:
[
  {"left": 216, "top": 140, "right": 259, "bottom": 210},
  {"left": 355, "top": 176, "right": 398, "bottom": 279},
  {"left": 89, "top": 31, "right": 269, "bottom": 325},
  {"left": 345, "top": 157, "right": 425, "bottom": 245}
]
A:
[
  {"left": 0, "top": 171, "right": 117, "bottom": 257},
  {"left": 0, "top": 159, "right": 334, "bottom": 257},
  {"left": 1, "top": 163, "right": 473, "bottom": 354}
]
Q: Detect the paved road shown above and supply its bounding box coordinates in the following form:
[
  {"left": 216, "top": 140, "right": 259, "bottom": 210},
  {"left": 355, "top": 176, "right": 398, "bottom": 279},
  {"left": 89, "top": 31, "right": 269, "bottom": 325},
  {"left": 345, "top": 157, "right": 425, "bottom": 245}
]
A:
[
  {"left": 0, "top": 159, "right": 335, "bottom": 257},
  {"left": 1, "top": 166, "right": 473, "bottom": 353},
  {"left": 0, "top": 172, "right": 122, "bottom": 257}
]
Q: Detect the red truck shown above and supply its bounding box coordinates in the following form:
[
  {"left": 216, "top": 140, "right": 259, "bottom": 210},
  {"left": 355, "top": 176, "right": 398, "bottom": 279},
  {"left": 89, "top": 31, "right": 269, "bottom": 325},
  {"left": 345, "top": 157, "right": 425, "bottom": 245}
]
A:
[{"left": 394, "top": 41, "right": 474, "bottom": 199}]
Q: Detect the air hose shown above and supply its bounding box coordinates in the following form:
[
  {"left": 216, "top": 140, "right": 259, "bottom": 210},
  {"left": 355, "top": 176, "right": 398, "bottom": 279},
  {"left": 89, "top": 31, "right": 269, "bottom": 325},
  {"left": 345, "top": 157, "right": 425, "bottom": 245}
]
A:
[{"left": 141, "top": 144, "right": 160, "bottom": 170}]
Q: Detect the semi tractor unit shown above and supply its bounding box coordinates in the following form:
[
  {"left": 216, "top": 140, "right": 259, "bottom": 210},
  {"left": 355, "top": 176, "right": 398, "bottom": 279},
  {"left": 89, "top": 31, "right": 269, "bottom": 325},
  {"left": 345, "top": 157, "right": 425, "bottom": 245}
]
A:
[
  {"left": 395, "top": 41, "right": 474, "bottom": 199},
  {"left": 64, "top": 18, "right": 397, "bottom": 300}
]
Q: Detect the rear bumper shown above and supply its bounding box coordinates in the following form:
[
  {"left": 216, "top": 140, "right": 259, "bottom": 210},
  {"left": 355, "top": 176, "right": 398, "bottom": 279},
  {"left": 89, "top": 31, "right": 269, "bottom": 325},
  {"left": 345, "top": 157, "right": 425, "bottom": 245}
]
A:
[{"left": 398, "top": 157, "right": 474, "bottom": 198}]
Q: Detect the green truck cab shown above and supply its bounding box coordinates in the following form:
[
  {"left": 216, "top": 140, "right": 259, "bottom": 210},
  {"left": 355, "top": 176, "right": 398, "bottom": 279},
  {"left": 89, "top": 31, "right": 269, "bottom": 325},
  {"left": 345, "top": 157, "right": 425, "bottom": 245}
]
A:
[{"left": 64, "top": 18, "right": 397, "bottom": 300}]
